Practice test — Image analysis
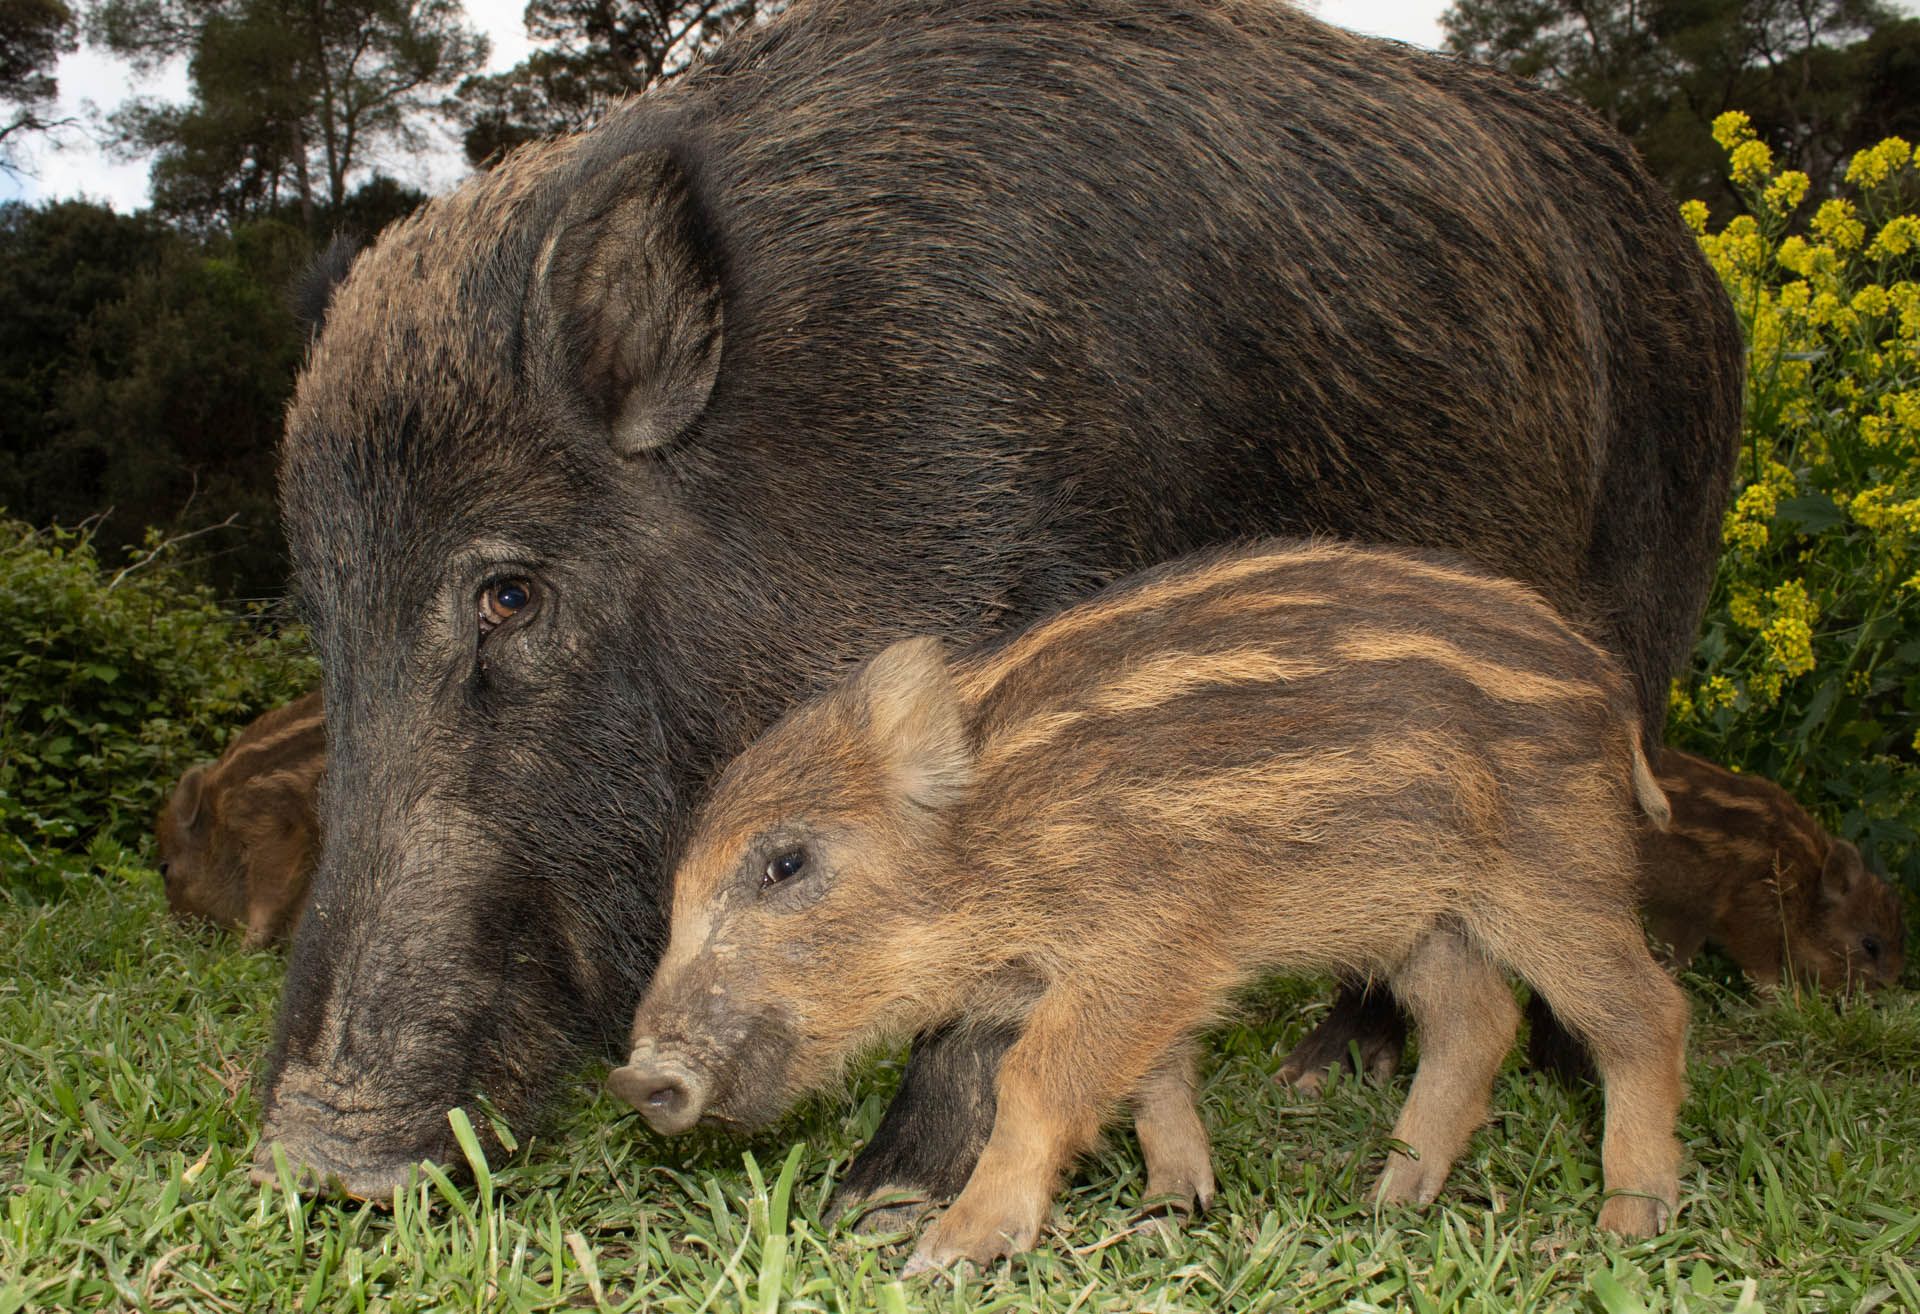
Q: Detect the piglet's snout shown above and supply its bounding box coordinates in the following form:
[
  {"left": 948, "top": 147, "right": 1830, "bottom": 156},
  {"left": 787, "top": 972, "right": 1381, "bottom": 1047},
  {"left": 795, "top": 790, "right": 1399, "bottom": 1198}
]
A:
[{"left": 608, "top": 1049, "right": 710, "bottom": 1136}]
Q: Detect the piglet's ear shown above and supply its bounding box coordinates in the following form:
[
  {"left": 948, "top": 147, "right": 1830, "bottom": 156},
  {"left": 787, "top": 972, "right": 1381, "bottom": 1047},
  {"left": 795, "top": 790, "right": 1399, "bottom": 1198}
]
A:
[
  {"left": 534, "top": 149, "right": 724, "bottom": 457},
  {"left": 173, "top": 765, "right": 210, "bottom": 831},
  {"left": 232, "top": 775, "right": 320, "bottom": 950},
  {"left": 859, "top": 637, "right": 975, "bottom": 813},
  {"left": 1819, "top": 840, "right": 1866, "bottom": 903}
]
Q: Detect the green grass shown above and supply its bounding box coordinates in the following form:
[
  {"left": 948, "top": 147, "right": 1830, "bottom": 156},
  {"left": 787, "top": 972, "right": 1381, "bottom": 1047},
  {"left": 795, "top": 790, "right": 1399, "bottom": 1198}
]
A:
[{"left": 5, "top": 867, "right": 1920, "bottom": 1312}]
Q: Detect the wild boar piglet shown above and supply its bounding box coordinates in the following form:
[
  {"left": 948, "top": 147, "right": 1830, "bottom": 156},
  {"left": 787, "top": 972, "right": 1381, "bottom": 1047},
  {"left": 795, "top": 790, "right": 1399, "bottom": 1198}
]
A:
[
  {"left": 155, "top": 692, "right": 323, "bottom": 949},
  {"left": 612, "top": 541, "right": 1690, "bottom": 1271},
  {"left": 1644, "top": 751, "right": 1905, "bottom": 991}
]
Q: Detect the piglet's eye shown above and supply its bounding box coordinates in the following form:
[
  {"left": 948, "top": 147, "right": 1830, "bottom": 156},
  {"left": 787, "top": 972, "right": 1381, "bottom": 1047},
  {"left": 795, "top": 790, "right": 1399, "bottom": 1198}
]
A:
[
  {"left": 762, "top": 848, "right": 808, "bottom": 888},
  {"left": 1862, "top": 936, "right": 1883, "bottom": 959}
]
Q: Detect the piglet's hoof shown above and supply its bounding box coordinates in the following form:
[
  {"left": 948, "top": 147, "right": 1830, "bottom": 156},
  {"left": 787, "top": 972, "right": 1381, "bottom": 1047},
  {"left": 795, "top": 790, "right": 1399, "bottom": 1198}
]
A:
[
  {"left": 1140, "top": 1165, "right": 1215, "bottom": 1219},
  {"left": 1596, "top": 1190, "right": 1675, "bottom": 1238},
  {"left": 901, "top": 1201, "right": 1040, "bottom": 1277},
  {"left": 1371, "top": 1153, "right": 1448, "bottom": 1208}
]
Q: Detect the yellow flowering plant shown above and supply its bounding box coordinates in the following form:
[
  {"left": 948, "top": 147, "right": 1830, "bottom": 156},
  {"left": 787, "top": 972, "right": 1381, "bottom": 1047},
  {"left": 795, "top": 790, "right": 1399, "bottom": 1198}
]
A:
[{"left": 1673, "top": 113, "right": 1920, "bottom": 892}]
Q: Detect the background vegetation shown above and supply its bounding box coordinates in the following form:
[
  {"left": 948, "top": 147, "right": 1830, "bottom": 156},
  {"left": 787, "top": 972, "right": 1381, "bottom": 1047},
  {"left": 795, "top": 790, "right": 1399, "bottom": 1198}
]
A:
[{"left": 1668, "top": 118, "right": 1920, "bottom": 893}]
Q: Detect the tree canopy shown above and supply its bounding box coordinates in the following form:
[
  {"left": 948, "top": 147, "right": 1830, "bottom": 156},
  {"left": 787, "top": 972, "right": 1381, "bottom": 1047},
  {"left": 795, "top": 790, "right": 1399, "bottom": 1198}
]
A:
[
  {"left": 0, "top": 0, "right": 79, "bottom": 174},
  {"left": 1443, "top": 0, "right": 1920, "bottom": 207},
  {"left": 456, "top": 0, "right": 765, "bottom": 167},
  {"left": 91, "top": 0, "right": 485, "bottom": 229}
]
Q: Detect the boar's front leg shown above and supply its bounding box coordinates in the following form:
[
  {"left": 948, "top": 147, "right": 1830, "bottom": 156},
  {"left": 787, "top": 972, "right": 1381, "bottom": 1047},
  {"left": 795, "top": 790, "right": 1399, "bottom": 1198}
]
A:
[
  {"left": 834, "top": 1023, "right": 1011, "bottom": 1226},
  {"left": 903, "top": 988, "right": 1199, "bottom": 1275}
]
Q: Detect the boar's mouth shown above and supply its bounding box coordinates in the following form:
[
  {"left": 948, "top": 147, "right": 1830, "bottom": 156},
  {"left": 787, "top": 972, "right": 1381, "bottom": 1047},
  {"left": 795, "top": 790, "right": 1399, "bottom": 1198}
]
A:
[{"left": 250, "top": 1082, "right": 462, "bottom": 1198}]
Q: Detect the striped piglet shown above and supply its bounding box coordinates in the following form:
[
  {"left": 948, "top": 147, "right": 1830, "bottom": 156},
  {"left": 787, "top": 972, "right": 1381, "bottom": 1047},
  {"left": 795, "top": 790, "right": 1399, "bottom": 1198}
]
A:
[{"left": 611, "top": 541, "right": 1689, "bottom": 1269}]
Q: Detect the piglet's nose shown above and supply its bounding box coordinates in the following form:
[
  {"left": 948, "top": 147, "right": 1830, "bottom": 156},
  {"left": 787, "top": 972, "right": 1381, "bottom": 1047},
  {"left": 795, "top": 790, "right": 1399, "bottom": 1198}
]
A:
[{"left": 608, "top": 1062, "right": 708, "bottom": 1136}]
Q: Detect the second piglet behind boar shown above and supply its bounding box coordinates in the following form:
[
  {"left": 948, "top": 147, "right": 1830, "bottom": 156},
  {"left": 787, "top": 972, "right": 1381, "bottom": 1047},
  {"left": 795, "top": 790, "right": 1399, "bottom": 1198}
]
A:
[{"left": 611, "top": 541, "right": 1690, "bottom": 1270}]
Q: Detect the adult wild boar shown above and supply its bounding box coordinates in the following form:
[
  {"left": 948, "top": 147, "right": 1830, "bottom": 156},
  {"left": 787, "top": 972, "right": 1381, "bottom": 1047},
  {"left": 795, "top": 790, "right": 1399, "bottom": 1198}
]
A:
[{"left": 267, "top": 0, "right": 1742, "bottom": 1200}]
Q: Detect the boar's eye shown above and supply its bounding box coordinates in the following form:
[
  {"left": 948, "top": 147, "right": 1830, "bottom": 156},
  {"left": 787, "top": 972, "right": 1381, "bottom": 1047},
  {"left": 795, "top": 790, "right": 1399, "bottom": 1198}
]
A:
[
  {"left": 762, "top": 847, "right": 808, "bottom": 889},
  {"left": 1862, "top": 936, "right": 1883, "bottom": 960},
  {"left": 479, "top": 577, "right": 537, "bottom": 637}
]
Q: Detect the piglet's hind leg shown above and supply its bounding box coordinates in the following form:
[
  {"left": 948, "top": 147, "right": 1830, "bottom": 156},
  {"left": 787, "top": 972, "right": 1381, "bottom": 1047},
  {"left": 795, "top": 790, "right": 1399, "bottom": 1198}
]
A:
[
  {"left": 1133, "top": 1040, "right": 1214, "bottom": 1216},
  {"left": 1372, "top": 930, "right": 1519, "bottom": 1209}
]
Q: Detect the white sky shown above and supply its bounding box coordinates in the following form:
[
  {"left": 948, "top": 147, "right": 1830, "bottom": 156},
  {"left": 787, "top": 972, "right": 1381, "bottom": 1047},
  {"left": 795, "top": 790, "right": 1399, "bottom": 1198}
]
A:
[{"left": 0, "top": 0, "right": 1448, "bottom": 212}]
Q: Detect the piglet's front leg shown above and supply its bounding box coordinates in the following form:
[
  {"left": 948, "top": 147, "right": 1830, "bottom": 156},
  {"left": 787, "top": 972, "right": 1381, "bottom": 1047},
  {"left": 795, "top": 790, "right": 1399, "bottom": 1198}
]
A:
[{"left": 903, "top": 988, "right": 1194, "bottom": 1276}]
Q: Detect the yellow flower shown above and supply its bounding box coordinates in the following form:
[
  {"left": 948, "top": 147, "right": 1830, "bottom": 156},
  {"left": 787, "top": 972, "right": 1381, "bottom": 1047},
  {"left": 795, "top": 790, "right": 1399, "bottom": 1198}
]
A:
[
  {"left": 1852, "top": 486, "right": 1920, "bottom": 536},
  {"left": 1812, "top": 199, "right": 1866, "bottom": 252},
  {"left": 1763, "top": 170, "right": 1810, "bottom": 212},
  {"left": 1680, "top": 199, "right": 1710, "bottom": 235},
  {"left": 1668, "top": 678, "right": 1692, "bottom": 723},
  {"left": 1872, "top": 216, "right": 1918, "bottom": 260},
  {"left": 1892, "top": 282, "right": 1920, "bottom": 338},
  {"left": 1863, "top": 415, "right": 1894, "bottom": 447},
  {"left": 1730, "top": 584, "right": 1765, "bottom": 629},
  {"left": 1703, "top": 674, "right": 1739, "bottom": 711},
  {"left": 1730, "top": 140, "right": 1774, "bottom": 187},
  {"left": 1763, "top": 614, "right": 1815, "bottom": 677},
  {"left": 1845, "top": 137, "right": 1914, "bottom": 189},
  {"left": 1853, "top": 284, "right": 1893, "bottom": 318},
  {"left": 1777, "top": 236, "right": 1812, "bottom": 277},
  {"left": 1809, "top": 291, "right": 1858, "bottom": 332},
  {"left": 1724, "top": 481, "right": 1778, "bottom": 549},
  {"left": 1713, "top": 111, "right": 1756, "bottom": 151},
  {"left": 1770, "top": 578, "right": 1817, "bottom": 626}
]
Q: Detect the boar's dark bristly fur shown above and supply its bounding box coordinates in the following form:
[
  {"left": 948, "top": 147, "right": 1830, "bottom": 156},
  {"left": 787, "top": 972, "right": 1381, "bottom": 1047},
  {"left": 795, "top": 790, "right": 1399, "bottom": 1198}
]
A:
[
  {"left": 619, "top": 542, "right": 1690, "bottom": 1268},
  {"left": 269, "top": 0, "right": 1741, "bottom": 1199}
]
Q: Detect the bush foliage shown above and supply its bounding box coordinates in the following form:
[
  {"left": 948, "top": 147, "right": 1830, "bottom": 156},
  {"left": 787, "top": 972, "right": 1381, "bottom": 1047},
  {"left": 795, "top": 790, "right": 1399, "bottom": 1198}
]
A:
[
  {"left": 0, "top": 518, "right": 316, "bottom": 895},
  {"left": 1670, "top": 119, "right": 1920, "bottom": 893}
]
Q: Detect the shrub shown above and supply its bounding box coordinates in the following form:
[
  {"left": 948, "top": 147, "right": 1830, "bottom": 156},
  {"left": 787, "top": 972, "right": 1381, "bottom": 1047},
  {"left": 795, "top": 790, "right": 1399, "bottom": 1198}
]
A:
[
  {"left": 1671, "top": 117, "right": 1920, "bottom": 894},
  {"left": 0, "top": 518, "right": 316, "bottom": 896}
]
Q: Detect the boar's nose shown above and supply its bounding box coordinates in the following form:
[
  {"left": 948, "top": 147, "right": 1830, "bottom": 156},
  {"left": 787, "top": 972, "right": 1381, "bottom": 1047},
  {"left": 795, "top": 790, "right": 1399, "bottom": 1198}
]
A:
[{"left": 608, "top": 1061, "right": 709, "bottom": 1136}]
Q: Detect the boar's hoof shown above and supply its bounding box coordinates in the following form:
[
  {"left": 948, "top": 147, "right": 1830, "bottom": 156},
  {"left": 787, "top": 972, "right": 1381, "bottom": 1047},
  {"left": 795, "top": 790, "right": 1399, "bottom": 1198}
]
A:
[
  {"left": 835, "top": 1190, "right": 936, "bottom": 1237},
  {"left": 1139, "top": 1174, "right": 1214, "bottom": 1221},
  {"left": 1275, "top": 1034, "right": 1403, "bottom": 1094},
  {"left": 607, "top": 1062, "right": 709, "bottom": 1136},
  {"left": 1274, "top": 996, "right": 1407, "bottom": 1093},
  {"left": 1596, "top": 1190, "right": 1675, "bottom": 1239}
]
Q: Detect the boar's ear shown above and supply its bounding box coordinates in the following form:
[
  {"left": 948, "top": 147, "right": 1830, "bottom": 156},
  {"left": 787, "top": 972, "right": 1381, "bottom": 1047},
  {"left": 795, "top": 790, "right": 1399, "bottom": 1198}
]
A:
[
  {"left": 291, "top": 234, "right": 360, "bottom": 339},
  {"left": 858, "top": 637, "right": 974, "bottom": 813},
  {"left": 534, "top": 150, "right": 724, "bottom": 457}
]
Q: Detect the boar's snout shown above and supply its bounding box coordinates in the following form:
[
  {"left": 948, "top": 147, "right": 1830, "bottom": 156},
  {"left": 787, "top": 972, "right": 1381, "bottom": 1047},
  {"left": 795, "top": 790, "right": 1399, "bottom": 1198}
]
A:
[{"left": 609, "top": 1052, "right": 711, "bottom": 1135}]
